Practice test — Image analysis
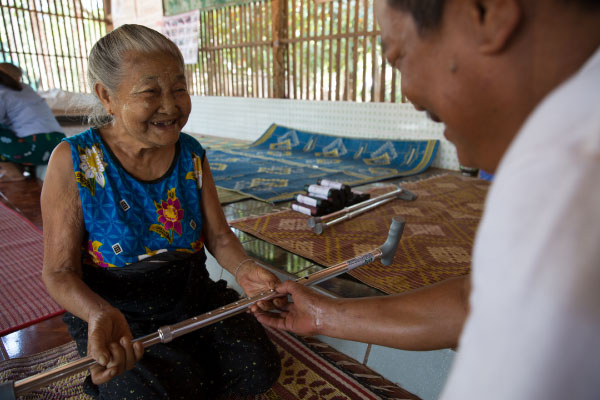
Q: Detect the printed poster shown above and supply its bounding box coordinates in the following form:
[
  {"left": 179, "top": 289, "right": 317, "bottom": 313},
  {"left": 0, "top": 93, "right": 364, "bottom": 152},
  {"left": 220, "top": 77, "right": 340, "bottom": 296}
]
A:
[{"left": 162, "top": 10, "right": 200, "bottom": 65}]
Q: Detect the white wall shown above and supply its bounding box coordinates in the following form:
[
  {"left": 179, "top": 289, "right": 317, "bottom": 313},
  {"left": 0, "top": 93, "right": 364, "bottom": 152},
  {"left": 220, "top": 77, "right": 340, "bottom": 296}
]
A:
[{"left": 184, "top": 96, "right": 459, "bottom": 170}]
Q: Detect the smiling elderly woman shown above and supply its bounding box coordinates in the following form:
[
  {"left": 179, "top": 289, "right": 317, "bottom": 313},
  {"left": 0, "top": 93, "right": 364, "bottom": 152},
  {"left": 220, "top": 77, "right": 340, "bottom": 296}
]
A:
[{"left": 40, "top": 25, "right": 282, "bottom": 399}]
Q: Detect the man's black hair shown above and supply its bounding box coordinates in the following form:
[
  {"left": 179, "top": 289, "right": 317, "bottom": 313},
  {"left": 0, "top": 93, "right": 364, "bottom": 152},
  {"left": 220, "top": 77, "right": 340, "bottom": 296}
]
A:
[
  {"left": 386, "top": 0, "right": 446, "bottom": 32},
  {"left": 0, "top": 70, "right": 22, "bottom": 91},
  {"left": 387, "top": 0, "right": 600, "bottom": 33}
]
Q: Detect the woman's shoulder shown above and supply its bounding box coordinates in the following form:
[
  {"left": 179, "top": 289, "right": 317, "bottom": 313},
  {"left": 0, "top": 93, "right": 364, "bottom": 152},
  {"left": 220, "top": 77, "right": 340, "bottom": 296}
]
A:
[
  {"left": 179, "top": 132, "right": 205, "bottom": 155},
  {"left": 63, "top": 127, "right": 98, "bottom": 146},
  {"left": 44, "top": 141, "right": 77, "bottom": 186}
]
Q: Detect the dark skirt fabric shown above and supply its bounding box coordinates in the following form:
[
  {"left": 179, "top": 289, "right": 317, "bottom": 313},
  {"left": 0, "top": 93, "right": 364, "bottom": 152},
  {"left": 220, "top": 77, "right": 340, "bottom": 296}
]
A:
[
  {"left": 63, "top": 250, "right": 281, "bottom": 399},
  {"left": 0, "top": 124, "right": 64, "bottom": 165}
]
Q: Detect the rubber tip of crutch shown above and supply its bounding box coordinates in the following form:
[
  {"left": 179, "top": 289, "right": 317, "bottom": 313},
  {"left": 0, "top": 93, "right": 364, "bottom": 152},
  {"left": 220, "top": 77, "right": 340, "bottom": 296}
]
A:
[
  {"left": 313, "top": 223, "right": 324, "bottom": 235},
  {"left": 398, "top": 189, "right": 417, "bottom": 201},
  {"left": 307, "top": 217, "right": 318, "bottom": 228},
  {"left": 0, "top": 381, "right": 16, "bottom": 400}
]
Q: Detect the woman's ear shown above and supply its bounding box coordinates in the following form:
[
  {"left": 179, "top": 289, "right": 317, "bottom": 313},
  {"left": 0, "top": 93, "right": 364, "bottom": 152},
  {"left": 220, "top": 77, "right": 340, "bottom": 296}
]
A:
[
  {"left": 94, "top": 82, "right": 114, "bottom": 115},
  {"left": 468, "top": 0, "right": 522, "bottom": 54}
]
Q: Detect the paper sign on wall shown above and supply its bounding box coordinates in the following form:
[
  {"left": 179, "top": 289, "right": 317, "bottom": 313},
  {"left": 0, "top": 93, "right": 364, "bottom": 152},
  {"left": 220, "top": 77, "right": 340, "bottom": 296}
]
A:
[{"left": 162, "top": 10, "right": 200, "bottom": 65}]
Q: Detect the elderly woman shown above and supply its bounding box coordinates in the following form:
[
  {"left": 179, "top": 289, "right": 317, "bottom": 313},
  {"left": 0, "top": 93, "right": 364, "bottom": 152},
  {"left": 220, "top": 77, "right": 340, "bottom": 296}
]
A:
[
  {"left": 41, "top": 25, "right": 282, "bottom": 399},
  {"left": 0, "top": 62, "right": 65, "bottom": 181}
]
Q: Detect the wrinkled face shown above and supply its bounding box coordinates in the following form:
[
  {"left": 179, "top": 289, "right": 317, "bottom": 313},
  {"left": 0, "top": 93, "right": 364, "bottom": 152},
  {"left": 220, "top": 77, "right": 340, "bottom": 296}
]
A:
[
  {"left": 107, "top": 51, "right": 191, "bottom": 148},
  {"left": 375, "top": 0, "right": 495, "bottom": 169}
]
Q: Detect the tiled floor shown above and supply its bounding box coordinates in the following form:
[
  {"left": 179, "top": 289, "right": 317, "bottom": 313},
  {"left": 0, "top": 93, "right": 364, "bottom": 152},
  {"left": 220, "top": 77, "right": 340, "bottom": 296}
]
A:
[{"left": 0, "top": 134, "right": 453, "bottom": 369}]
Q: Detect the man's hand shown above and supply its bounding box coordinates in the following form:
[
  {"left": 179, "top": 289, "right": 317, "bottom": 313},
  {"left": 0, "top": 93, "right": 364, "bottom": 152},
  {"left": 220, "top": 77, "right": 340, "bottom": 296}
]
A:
[
  {"left": 87, "top": 306, "right": 144, "bottom": 384},
  {"left": 253, "top": 280, "right": 333, "bottom": 336}
]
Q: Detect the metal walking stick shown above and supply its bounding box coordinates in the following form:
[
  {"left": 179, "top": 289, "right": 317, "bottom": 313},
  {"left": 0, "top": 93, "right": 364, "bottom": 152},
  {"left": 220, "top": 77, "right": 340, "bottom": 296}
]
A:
[
  {"left": 0, "top": 217, "right": 405, "bottom": 399},
  {"left": 308, "top": 186, "right": 416, "bottom": 234}
]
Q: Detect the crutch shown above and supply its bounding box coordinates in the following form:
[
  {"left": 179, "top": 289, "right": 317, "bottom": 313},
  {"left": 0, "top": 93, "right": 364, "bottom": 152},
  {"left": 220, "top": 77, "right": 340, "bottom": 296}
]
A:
[
  {"left": 0, "top": 217, "right": 405, "bottom": 400},
  {"left": 308, "top": 186, "right": 416, "bottom": 234}
]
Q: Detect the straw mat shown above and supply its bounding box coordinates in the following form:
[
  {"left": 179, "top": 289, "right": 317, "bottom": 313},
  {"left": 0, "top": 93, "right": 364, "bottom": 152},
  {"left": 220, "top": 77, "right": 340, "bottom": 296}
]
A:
[
  {"left": 230, "top": 174, "right": 489, "bottom": 294},
  {"left": 0, "top": 202, "right": 63, "bottom": 336}
]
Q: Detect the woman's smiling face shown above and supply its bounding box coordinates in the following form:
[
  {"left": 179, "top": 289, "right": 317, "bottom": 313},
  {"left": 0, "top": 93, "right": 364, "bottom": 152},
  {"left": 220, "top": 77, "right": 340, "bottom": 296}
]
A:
[{"left": 103, "top": 51, "right": 191, "bottom": 149}]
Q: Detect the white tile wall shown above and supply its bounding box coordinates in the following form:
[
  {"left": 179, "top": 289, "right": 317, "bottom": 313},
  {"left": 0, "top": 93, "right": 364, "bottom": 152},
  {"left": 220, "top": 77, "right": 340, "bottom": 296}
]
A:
[{"left": 184, "top": 96, "right": 460, "bottom": 170}]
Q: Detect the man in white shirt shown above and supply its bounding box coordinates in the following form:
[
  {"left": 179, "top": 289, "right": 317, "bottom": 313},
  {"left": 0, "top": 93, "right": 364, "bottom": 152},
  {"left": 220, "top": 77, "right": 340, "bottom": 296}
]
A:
[
  {"left": 255, "top": 0, "right": 600, "bottom": 398},
  {"left": 0, "top": 62, "right": 64, "bottom": 181}
]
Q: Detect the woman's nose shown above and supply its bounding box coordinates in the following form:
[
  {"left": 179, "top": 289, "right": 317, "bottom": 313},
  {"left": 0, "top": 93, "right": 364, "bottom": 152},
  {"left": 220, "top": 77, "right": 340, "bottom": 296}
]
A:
[{"left": 159, "top": 92, "right": 177, "bottom": 113}]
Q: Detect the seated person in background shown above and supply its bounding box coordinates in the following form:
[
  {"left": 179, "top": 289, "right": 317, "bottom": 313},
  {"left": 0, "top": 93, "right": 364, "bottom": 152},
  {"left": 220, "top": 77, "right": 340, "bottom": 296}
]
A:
[
  {"left": 41, "top": 24, "right": 283, "bottom": 399},
  {"left": 255, "top": 0, "right": 600, "bottom": 399},
  {"left": 0, "top": 62, "right": 65, "bottom": 181}
]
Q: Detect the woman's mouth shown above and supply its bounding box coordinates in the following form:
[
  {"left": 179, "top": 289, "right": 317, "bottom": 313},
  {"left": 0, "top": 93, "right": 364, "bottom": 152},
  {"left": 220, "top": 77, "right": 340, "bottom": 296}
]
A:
[{"left": 151, "top": 119, "right": 177, "bottom": 127}]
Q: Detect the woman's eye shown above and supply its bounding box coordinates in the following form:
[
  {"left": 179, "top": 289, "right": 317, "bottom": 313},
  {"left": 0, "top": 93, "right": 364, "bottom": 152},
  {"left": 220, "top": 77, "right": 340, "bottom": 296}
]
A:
[{"left": 138, "top": 88, "right": 158, "bottom": 94}]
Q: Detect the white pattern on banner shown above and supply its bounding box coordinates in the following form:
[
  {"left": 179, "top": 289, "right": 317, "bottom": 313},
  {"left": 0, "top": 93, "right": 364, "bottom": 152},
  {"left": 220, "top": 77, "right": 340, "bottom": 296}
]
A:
[{"left": 162, "top": 10, "right": 200, "bottom": 64}]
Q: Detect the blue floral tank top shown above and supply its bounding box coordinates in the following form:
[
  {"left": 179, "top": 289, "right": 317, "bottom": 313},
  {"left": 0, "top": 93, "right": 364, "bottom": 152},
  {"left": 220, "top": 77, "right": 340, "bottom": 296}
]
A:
[{"left": 64, "top": 128, "right": 205, "bottom": 268}]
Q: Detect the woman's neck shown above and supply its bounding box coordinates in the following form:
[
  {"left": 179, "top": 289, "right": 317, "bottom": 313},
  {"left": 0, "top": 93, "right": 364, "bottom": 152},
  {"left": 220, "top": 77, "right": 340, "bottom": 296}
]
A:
[{"left": 98, "top": 125, "right": 177, "bottom": 182}]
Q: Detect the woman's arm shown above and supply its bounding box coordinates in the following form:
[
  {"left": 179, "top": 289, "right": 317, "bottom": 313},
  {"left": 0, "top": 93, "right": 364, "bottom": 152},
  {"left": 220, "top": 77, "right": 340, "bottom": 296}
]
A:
[
  {"left": 199, "top": 156, "right": 284, "bottom": 302},
  {"left": 42, "top": 142, "right": 104, "bottom": 321},
  {"left": 41, "top": 142, "right": 142, "bottom": 383}
]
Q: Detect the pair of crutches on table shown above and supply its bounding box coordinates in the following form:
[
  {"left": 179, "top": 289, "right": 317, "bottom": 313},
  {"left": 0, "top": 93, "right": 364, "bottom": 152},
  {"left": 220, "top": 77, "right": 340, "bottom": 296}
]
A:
[
  {"left": 308, "top": 185, "right": 417, "bottom": 234},
  {"left": 0, "top": 216, "right": 407, "bottom": 399}
]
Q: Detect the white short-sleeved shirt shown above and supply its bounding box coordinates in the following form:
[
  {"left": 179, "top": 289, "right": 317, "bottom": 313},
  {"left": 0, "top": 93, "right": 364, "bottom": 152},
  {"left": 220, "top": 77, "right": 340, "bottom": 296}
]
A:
[
  {"left": 0, "top": 84, "right": 63, "bottom": 137},
  {"left": 441, "top": 46, "right": 600, "bottom": 400}
]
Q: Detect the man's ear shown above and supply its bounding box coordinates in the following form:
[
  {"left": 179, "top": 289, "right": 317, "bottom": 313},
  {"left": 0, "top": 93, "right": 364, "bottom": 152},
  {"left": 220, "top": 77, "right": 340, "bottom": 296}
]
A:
[
  {"left": 468, "top": 0, "right": 522, "bottom": 54},
  {"left": 94, "top": 82, "right": 114, "bottom": 115}
]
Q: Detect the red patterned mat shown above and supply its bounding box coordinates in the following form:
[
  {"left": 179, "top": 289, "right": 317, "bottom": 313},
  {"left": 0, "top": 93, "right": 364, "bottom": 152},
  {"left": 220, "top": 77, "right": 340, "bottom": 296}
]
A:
[
  {"left": 0, "top": 202, "right": 63, "bottom": 336},
  {"left": 230, "top": 174, "right": 489, "bottom": 294},
  {"left": 0, "top": 327, "right": 418, "bottom": 400}
]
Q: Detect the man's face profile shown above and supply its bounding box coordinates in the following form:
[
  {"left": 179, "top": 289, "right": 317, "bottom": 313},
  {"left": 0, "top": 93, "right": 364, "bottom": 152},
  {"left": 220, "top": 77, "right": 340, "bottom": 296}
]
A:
[{"left": 374, "top": 0, "right": 519, "bottom": 172}]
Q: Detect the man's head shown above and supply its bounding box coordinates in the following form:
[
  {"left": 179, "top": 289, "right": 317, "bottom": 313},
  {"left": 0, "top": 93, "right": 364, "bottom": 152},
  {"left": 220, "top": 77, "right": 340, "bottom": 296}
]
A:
[
  {"left": 376, "top": 0, "right": 600, "bottom": 172},
  {"left": 0, "top": 62, "right": 22, "bottom": 82},
  {"left": 0, "top": 63, "right": 23, "bottom": 91}
]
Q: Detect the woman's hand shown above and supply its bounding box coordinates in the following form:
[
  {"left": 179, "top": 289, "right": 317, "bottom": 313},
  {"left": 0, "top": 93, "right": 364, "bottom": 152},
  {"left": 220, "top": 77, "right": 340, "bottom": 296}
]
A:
[
  {"left": 253, "top": 280, "right": 332, "bottom": 336},
  {"left": 87, "top": 306, "right": 144, "bottom": 384},
  {"left": 236, "top": 261, "right": 288, "bottom": 311}
]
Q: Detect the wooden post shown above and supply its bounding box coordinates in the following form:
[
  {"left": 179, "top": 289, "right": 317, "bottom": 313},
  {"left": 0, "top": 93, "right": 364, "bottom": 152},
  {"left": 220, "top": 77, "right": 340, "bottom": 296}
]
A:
[
  {"left": 103, "top": 0, "right": 113, "bottom": 32},
  {"left": 272, "top": 0, "right": 288, "bottom": 98}
]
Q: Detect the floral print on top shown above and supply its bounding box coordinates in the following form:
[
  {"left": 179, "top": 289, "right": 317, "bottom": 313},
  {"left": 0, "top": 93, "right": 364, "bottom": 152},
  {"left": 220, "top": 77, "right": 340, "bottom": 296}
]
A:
[
  {"left": 64, "top": 128, "right": 205, "bottom": 268},
  {"left": 150, "top": 188, "right": 185, "bottom": 244}
]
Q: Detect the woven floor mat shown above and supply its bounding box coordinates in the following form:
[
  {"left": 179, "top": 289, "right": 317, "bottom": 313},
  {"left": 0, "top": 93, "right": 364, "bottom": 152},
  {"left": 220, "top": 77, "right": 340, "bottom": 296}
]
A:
[
  {"left": 206, "top": 124, "right": 439, "bottom": 203},
  {"left": 0, "top": 202, "right": 63, "bottom": 335},
  {"left": 230, "top": 174, "right": 489, "bottom": 294}
]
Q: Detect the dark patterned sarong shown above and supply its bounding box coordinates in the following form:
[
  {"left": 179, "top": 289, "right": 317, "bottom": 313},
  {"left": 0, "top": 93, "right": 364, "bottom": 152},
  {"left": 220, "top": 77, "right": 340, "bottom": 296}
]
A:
[
  {"left": 64, "top": 250, "right": 281, "bottom": 399},
  {"left": 0, "top": 123, "right": 64, "bottom": 165}
]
